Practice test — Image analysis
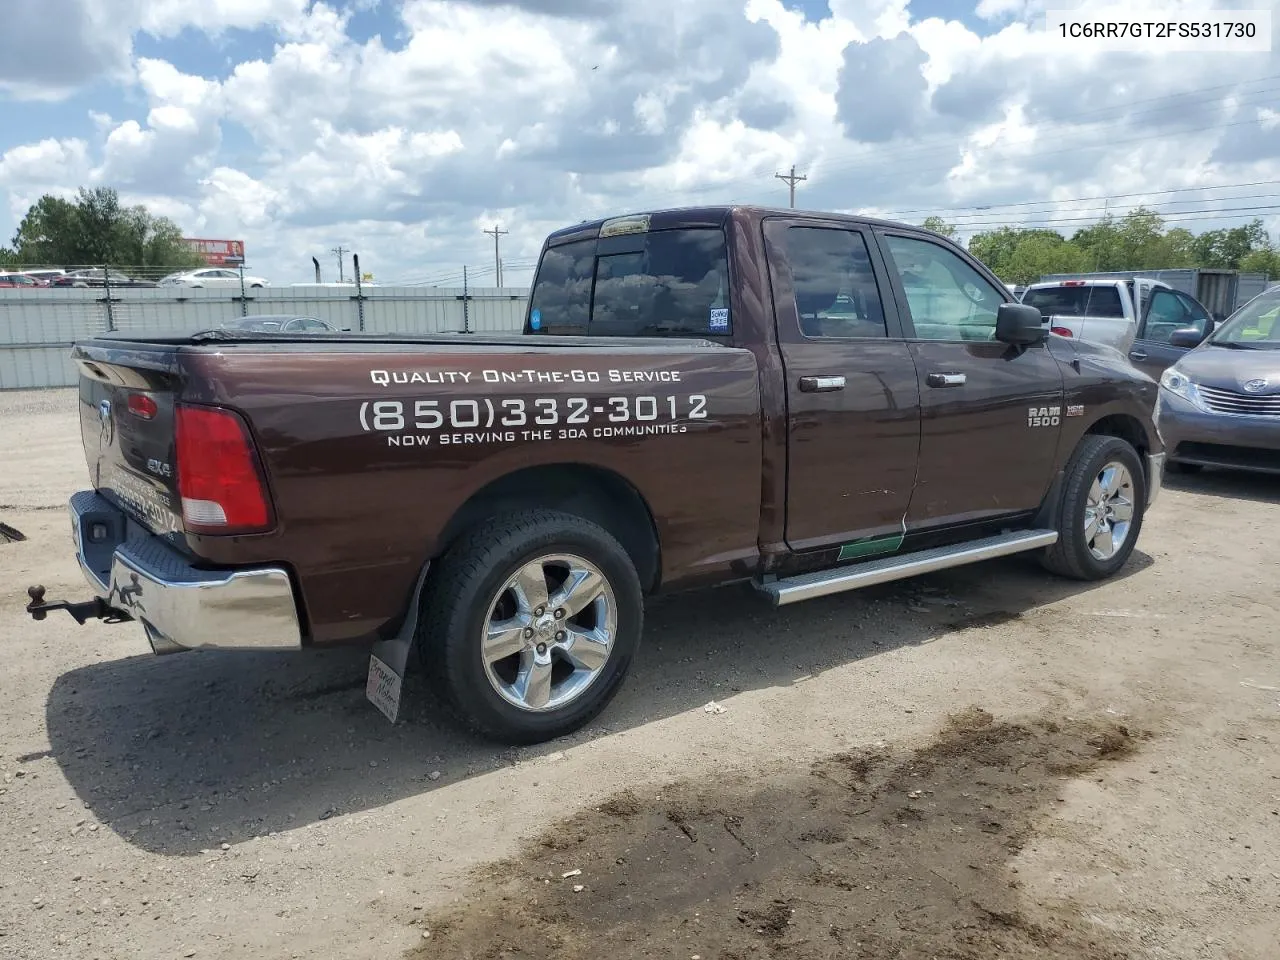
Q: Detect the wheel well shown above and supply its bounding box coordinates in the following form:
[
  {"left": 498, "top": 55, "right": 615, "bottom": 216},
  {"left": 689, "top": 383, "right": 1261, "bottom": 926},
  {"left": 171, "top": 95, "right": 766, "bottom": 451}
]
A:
[
  {"left": 1085, "top": 414, "right": 1149, "bottom": 458},
  {"left": 434, "top": 464, "right": 661, "bottom": 592},
  {"left": 1085, "top": 413, "right": 1151, "bottom": 488}
]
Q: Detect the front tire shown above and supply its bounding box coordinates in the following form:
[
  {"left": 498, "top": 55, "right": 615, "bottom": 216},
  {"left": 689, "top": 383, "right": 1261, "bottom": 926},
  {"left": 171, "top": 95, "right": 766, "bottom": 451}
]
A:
[
  {"left": 417, "top": 510, "right": 643, "bottom": 744},
  {"left": 1041, "top": 434, "right": 1146, "bottom": 581}
]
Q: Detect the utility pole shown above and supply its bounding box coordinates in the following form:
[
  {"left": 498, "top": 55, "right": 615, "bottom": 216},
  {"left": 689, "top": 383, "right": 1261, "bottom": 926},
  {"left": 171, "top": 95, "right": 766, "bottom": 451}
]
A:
[
  {"left": 483, "top": 225, "right": 509, "bottom": 287},
  {"left": 775, "top": 164, "right": 807, "bottom": 209},
  {"left": 330, "top": 245, "right": 348, "bottom": 283}
]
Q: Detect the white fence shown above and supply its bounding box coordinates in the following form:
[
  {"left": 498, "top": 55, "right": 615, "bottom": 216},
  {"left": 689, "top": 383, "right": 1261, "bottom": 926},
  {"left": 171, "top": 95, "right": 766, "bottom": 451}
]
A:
[{"left": 0, "top": 285, "right": 530, "bottom": 389}]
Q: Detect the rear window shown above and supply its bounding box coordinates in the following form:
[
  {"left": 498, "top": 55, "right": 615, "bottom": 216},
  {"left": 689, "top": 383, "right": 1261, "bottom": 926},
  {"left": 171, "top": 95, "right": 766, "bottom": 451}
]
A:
[
  {"left": 526, "top": 227, "right": 731, "bottom": 338},
  {"left": 1022, "top": 285, "right": 1125, "bottom": 319}
]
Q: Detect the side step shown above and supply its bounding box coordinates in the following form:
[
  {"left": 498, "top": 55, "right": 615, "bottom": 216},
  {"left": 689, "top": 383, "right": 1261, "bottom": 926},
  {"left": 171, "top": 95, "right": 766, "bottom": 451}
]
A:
[{"left": 755, "top": 529, "right": 1059, "bottom": 607}]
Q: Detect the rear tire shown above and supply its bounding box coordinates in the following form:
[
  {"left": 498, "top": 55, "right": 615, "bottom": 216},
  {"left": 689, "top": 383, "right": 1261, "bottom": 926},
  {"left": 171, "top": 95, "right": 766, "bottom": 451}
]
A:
[
  {"left": 1040, "top": 434, "right": 1146, "bottom": 581},
  {"left": 417, "top": 510, "right": 643, "bottom": 744}
]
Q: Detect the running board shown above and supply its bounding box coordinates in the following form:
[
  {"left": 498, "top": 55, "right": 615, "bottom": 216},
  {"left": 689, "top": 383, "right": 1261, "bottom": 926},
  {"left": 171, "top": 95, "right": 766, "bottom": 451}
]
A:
[{"left": 755, "top": 529, "right": 1059, "bottom": 607}]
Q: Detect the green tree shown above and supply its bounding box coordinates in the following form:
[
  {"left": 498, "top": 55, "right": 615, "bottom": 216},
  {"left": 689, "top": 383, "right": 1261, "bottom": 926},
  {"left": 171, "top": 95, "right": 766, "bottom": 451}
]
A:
[
  {"left": 921, "top": 216, "right": 956, "bottom": 238},
  {"left": 1003, "top": 233, "right": 1090, "bottom": 284},
  {"left": 8, "top": 187, "right": 203, "bottom": 274},
  {"left": 1070, "top": 214, "right": 1123, "bottom": 271},
  {"left": 1192, "top": 219, "right": 1268, "bottom": 269},
  {"left": 9, "top": 194, "right": 82, "bottom": 265},
  {"left": 967, "top": 226, "right": 1079, "bottom": 281},
  {"left": 1240, "top": 245, "right": 1280, "bottom": 278}
]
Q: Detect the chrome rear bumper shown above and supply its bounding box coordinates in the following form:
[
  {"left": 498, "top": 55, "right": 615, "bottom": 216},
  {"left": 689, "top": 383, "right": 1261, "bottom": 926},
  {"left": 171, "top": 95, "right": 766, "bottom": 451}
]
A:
[{"left": 70, "top": 490, "right": 302, "bottom": 654}]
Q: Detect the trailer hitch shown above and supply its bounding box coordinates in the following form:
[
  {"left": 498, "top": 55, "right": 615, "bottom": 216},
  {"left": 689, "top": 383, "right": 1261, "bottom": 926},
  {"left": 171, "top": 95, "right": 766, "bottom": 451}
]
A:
[{"left": 25, "top": 585, "right": 132, "bottom": 626}]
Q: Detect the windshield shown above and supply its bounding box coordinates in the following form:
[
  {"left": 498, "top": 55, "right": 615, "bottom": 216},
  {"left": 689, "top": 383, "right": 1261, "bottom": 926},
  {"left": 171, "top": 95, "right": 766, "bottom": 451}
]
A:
[{"left": 1208, "top": 287, "right": 1280, "bottom": 348}]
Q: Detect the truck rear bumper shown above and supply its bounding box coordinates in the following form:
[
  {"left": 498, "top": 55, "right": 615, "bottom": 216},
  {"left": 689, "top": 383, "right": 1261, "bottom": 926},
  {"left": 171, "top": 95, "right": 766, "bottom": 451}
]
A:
[{"left": 70, "top": 490, "right": 303, "bottom": 654}]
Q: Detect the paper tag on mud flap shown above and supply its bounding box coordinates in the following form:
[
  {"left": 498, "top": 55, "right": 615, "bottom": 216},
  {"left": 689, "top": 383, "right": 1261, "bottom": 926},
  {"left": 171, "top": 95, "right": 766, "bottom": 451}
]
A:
[{"left": 366, "top": 653, "right": 403, "bottom": 723}]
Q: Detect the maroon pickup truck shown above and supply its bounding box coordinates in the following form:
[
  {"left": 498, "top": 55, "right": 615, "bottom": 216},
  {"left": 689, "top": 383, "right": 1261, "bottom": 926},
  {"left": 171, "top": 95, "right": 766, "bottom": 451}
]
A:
[{"left": 26, "top": 206, "right": 1164, "bottom": 743}]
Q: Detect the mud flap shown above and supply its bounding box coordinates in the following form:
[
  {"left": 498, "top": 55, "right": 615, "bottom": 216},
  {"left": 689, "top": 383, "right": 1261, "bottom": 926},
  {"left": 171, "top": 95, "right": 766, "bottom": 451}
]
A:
[{"left": 365, "top": 563, "right": 431, "bottom": 724}]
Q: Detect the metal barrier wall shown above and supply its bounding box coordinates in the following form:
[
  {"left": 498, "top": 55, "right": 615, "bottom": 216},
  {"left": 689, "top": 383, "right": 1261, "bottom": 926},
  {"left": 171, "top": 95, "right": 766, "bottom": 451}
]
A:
[{"left": 0, "top": 286, "right": 530, "bottom": 389}]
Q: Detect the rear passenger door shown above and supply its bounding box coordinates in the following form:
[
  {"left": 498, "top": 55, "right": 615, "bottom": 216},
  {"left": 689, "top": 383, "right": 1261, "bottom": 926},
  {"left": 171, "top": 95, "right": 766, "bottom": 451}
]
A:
[
  {"left": 875, "top": 231, "right": 1064, "bottom": 531},
  {"left": 764, "top": 218, "right": 921, "bottom": 555},
  {"left": 1128, "top": 289, "right": 1214, "bottom": 378}
]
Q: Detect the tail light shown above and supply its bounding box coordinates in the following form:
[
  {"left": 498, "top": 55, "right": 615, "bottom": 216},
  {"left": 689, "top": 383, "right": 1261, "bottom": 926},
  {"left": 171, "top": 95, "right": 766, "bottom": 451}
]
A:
[
  {"left": 1051, "top": 326, "right": 1074, "bottom": 337},
  {"left": 127, "top": 393, "right": 158, "bottom": 420},
  {"left": 175, "top": 404, "right": 274, "bottom": 535}
]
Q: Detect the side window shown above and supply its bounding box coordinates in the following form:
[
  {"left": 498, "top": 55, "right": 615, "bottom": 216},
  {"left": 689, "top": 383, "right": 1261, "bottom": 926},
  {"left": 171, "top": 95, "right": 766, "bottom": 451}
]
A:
[
  {"left": 779, "top": 227, "right": 887, "bottom": 338},
  {"left": 882, "top": 235, "right": 1004, "bottom": 341},
  {"left": 1176, "top": 292, "right": 1212, "bottom": 328},
  {"left": 1142, "top": 290, "right": 1189, "bottom": 344},
  {"left": 526, "top": 228, "right": 730, "bottom": 338},
  {"left": 589, "top": 228, "right": 729, "bottom": 337},
  {"left": 526, "top": 239, "right": 595, "bottom": 335}
]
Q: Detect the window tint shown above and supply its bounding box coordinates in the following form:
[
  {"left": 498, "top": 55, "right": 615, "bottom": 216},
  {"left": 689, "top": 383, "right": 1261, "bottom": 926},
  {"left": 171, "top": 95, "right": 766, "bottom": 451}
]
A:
[
  {"left": 527, "top": 239, "right": 595, "bottom": 335},
  {"left": 883, "top": 235, "right": 1004, "bottom": 341},
  {"left": 527, "top": 228, "right": 730, "bottom": 338},
  {"left": 1142, "top": 290, "right": 1194, "bottom": 344},
  {"left": 1022, "top": 286, "right": 1125, "bottom": 319},
  {"left": 289, "top": 318, "right": 331, "bottom": 332},
  {"left": 1175, "top": 292, "right": 1211, "bottom": 324},
  {"left": 779, "top": 227, "right": 887, "bottom": 338}
]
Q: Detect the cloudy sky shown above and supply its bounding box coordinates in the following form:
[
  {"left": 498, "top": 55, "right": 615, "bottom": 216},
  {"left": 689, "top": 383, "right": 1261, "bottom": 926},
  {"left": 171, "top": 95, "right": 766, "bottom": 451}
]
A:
[{"left": 1, "top": 0, "right": 1278, "bottom": 287}]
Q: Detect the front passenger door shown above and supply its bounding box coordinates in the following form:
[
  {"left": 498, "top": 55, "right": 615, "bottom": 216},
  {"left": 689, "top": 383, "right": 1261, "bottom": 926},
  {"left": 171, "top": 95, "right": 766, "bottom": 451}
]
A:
[{"left": 877, "top": 231, "right": 1064, "bottom": 530}]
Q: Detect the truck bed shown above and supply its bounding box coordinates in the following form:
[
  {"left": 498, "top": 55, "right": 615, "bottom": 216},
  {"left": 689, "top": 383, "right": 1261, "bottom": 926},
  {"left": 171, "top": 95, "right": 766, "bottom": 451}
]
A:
[{"left": 71, "top": 330, "right": 764, "bottom": 645}]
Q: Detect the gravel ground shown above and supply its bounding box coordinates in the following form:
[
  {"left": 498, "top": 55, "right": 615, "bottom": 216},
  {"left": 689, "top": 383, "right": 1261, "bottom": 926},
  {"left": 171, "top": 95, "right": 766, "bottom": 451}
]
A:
[{"left": 1, "top": 387, "right": 1278, "bottom": 960}]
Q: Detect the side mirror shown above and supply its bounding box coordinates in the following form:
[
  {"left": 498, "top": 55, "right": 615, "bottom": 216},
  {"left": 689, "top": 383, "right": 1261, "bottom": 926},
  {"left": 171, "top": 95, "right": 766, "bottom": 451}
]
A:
[
  {"left": 995, "top": 303, "right": 1046, "bottom": 345},
  {"left": 1169, "top": 326, "right": 1208, "bottom": 349}
]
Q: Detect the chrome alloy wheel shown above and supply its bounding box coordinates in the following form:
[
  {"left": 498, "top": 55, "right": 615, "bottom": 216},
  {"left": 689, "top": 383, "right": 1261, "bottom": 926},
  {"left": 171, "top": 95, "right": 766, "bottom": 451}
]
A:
[
  {"left": 1083, "top": 461, "right": 1135, "bottom": 561},
  {"left": 480, "top": 553, "right": 617, "bottom": 712}
]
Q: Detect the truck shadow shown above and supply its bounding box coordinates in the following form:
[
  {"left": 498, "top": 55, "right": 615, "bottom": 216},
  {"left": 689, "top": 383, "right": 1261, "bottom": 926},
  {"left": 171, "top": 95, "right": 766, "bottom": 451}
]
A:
[{"left": 43, "top": 550, "right": 1153, "bottom": 857}]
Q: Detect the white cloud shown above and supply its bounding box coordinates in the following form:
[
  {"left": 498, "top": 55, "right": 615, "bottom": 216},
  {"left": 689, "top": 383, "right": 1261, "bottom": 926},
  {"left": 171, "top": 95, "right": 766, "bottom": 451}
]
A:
[{"left": 1, "top": 0, "right": 1279, "bottom": 282}]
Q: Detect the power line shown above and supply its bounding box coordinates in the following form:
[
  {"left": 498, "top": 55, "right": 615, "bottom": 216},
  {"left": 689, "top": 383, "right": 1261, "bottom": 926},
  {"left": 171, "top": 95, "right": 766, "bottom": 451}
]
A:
[
  {"left": 908, "top": 194, "right": 1280, "bottom": 226},
  {"left": 879, "top": 178, "right": 1280, "bottom": 220},
  {"left": 775, "top": 165, "right": 807, "bottom": 208},
  {"left": 483, "top": 224, "right": 509, "bottom": 287},
  {"left": 330, "top": 245, "right": 348, "bottom": 283},
  {"left": 631, "top": 73, "right": 1280, "bottom": 211}
]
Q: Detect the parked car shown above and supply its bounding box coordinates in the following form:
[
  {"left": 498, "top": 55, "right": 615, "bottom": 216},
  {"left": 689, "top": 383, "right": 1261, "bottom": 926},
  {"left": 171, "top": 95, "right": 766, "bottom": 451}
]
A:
[
  {"left": 1039, "top": 268, "right": 1269, "bottom": 322},
  {"left": 1155, "top": 283, "right": 1280, "bottom": 475},
  {"left": 51, "top": 268, "right": 157, "bottom": 288},
  {"left": 158, "top": 268, "right": 269, "bottom": 289},
  {"left": 20, "top": 269, "right": 67, "bottom": 284},
  {"left": 217, "top": 314, "right": 341, "bottom": 333},
  {"left": 1020, "top": 277, "right": 1212, "bottom": 357},
  {"left": 26, "top": 205, "right": 1164, "bottom": 744},
  {"left": 0, "top": 272, "right": 49, "bottom": 287}
]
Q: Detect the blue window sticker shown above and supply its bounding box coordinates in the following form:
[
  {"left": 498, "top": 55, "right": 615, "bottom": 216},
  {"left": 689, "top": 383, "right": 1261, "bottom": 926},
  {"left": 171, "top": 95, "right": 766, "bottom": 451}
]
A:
[
  {"left": 530, "top": 308, "right": 542, "bottom": 331},
  {"left": 708, "top": 307, "right": 729, "bottom": 333}
]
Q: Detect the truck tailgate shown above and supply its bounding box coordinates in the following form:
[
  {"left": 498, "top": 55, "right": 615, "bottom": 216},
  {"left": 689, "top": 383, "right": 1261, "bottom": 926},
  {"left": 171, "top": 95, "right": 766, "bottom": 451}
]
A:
[{"left": 75, "top": 343, "right": 185, "bottom": 537}]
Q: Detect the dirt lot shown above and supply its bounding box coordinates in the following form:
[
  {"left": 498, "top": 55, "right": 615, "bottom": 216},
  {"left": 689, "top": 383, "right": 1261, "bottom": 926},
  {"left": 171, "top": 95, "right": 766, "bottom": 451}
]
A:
[{"left": 1, "top": 387, "right": 1277, "bottom": 960}]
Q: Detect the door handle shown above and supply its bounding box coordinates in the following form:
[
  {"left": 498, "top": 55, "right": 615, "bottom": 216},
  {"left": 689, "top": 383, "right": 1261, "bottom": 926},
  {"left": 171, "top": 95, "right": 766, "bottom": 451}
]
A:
[
  {"left": 925, "top": 372, "right": 966, "bottom": 388},
  {"left": 798, "top": 375, "right": 846, "bottom": 393},
  {"left": 1129, "top": 350, "right": 1147, "bottom": 361}
]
